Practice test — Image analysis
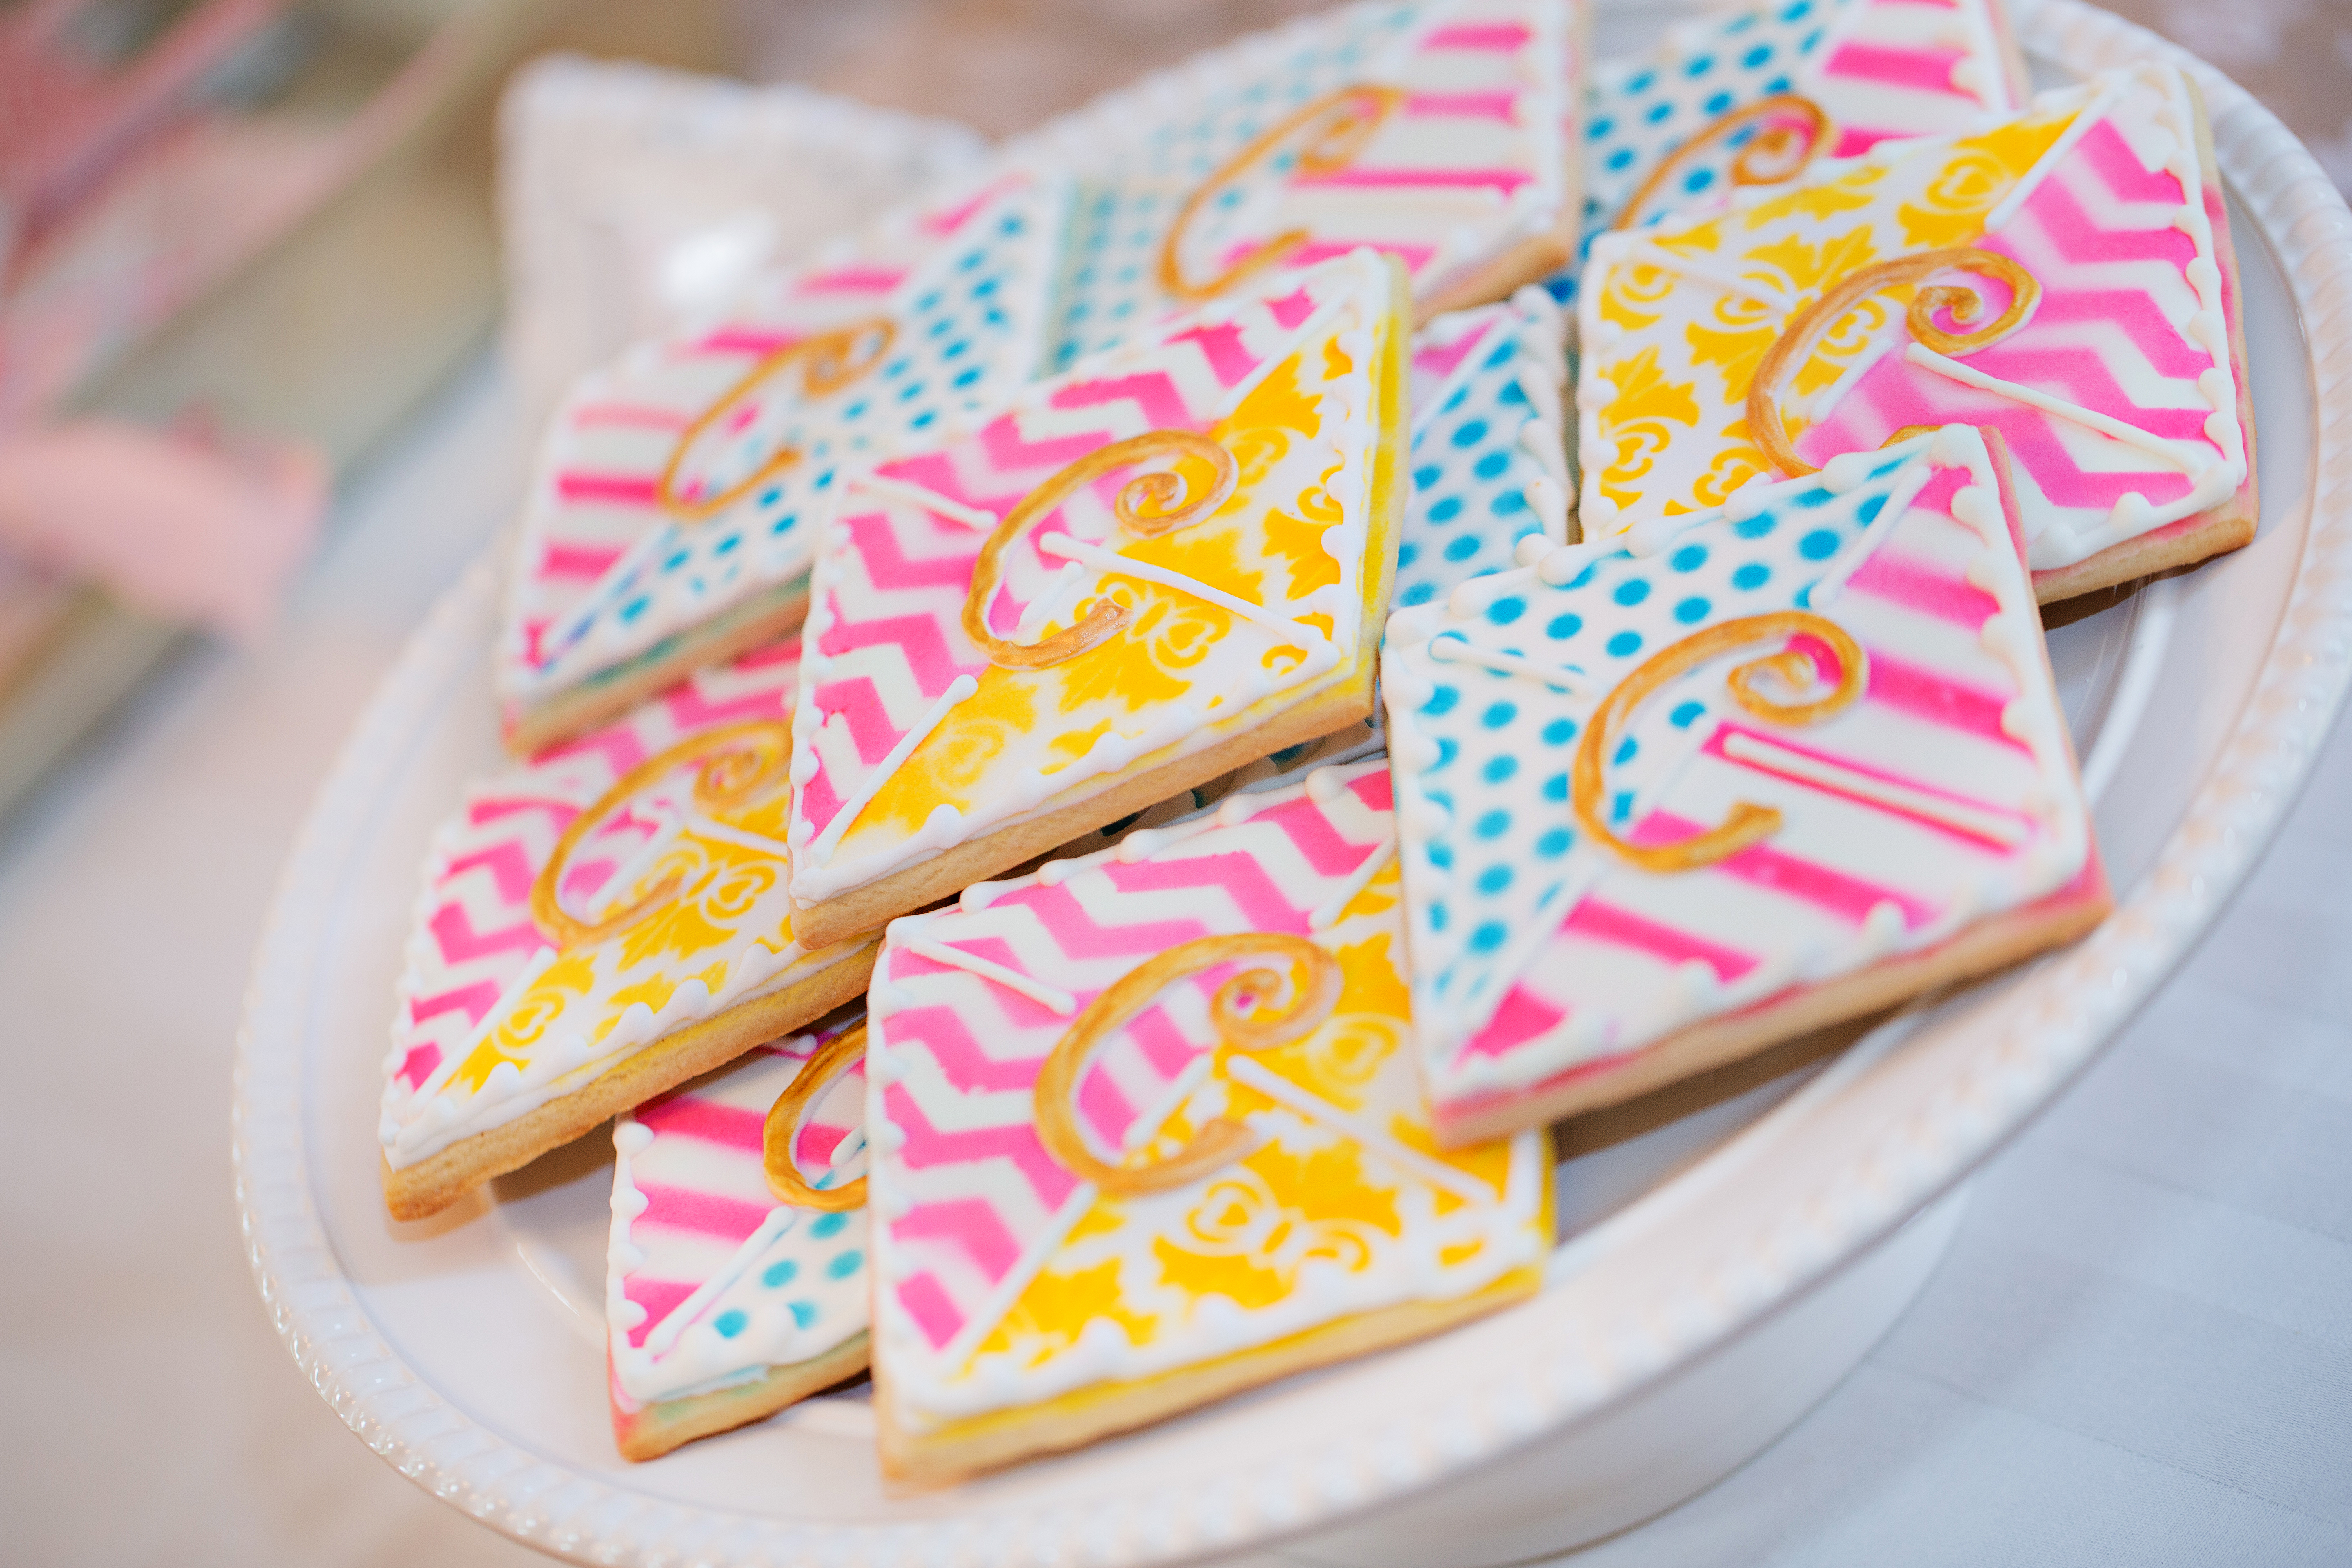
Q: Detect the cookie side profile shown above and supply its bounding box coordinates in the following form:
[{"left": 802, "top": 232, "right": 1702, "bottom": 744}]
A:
[
  {"left": 1388, "top": 425, "right": 2109, "bottom": 1142},
  {"left": 608, "top": 1015, "right": 872, "bottom": 1461},
  {"left": 497, "top": 173, "right": 1067, "bottom": 755},
  {"left": 783, "top": 249, "right": 1412, "bottom": 950},
  {"left": 381, "top": 640, "right": 878, "bottom": 1220},
  {"left": 864, "top": 760, "right": 1550, "bottom": 1484},
  {"left": 1576, "top": 63, "right": 2255, "bottom": 603}
]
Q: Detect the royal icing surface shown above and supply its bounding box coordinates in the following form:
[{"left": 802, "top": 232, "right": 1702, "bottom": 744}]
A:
[
  {"left": 496, "top": 174, "right": 1067, "bottom": 722},
  {"left": 865, "top": 760, "right": 1550, "bottom": 1441},
  {"left": 785, "top": 250, "right": 1405, "bottom": 909},
  {"left": 1384, "top": 426, "right": 2094, "bottom": 1116},
  {"left": 1577, "top": 64, "right": 2247, "bottom": 575},
  {"left": 381, "top": 640, "right": 867, "bottom": 1170},
  {"left": 608, "top": 1016, "right": 869, "bottom": 1411},
  {"left": 1559, "top": 0, "right": 2021, "bottom": 297},
  {"left": 1395, "top": 287, "right": 1571, "bottom": 609},
  {"left": 1041, "top": 0, "right": 1579, "bottom": 368}
]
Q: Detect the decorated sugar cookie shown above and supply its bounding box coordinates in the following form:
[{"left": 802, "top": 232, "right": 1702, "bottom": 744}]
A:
[
  {"left": 495, "top": 174, "right": 1067, "bottom": 755},
  {"left": 1577, "top": 63, "right": 2255, "bottom": 601},
  {"left": 1385, "top": 426, "right": 2110, "bottom": 1142},
  {"left": 864, "top": 760, "right": 1551, "bottom": 1483},
  {"left": 606, "top": 1013, "right": 871, "bottom": 1460},
  {"left": 782, "top": 249, "right": 1410, "bottom": 949},
  {"left": 1038, "top": 0, "right": 1585, "bottom": 368},
  {"left": 1559, "top": 0, "right": 2027, "bottom": 295},
  {"left": 381, "top": 639, "right": 877, "bottom": 1220},
  {"left": 1396, "top": 287, "right": 1572, "bottom": 610}
]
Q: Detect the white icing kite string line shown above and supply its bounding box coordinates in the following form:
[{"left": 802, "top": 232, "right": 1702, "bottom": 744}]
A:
[
  {"left": 849, "top": 471, "right": 1001, "bottom": 530},
  {"left": 1037, "top": 534, "right": 1329, "bottom": 647},
  {"left": 901, "top": 937, "right": 1078, "bottom": 1014},
  {"left": 1902, "top": 345, "right": 2205, "bottom": 470},
  {"left": 808, "top": 674, "right": 980, "bottom": 867},
  {"left": 1310, "top": 838, "right": 1397, "bottom": 930},
  {"left": 1718, "top": 731, "right": 2032, "bottom": 846}
]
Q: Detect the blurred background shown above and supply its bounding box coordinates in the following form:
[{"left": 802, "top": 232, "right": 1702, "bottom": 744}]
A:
[{"left": 0, "top": 0, "right": 2346, "bottom": 1562}]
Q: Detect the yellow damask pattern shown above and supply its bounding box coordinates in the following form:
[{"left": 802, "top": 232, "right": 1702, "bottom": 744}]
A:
[{"left": 1587, "top": 98, "right": 2080, "bottom": 531}]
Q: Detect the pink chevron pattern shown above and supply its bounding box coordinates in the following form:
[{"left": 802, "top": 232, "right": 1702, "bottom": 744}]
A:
[
  {"left": 787, "top": 252, "right": 1398, "bottom": 906},
  {"left": 868, "top": 768, "right": 1397, "bottom": 1358},
  {"left": 608, "top": 1015, "right": 873, "bottom": 1414},
  {"left": 496, "top": 174, "right": 1061, "bottom": 725},
  {"left": 1808, "top": 0, "right": 2018, "bottom": 153},
  {"left": 1798, "top": 110, "right": 2234, "bottom": 555},
  {"left": 386, "top": 644, "right": 805, "bottom": 1101}
]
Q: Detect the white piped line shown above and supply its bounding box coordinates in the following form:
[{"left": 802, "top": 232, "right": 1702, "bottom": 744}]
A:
[
  {"left": 849, "top": 471, "right": 1000, "bottom": 530},
  {"left": 537, "top": 520, "right": 679, "bottom": 669},
  {"left": 1719, "top": 731, "right": 2030, "bottom": 846},
  {"left": 1622, "top": 241, "right": 1795, "bottom": 313},
  {"left": 1981, "top": 79, "right": 2120, "bottom": 232},
  {"left": 682, "top": 815, "right": 797, "bottom": 861},
  {"left": 1428, "top": 632, "right": 1592, "bottom": 693},
  {"left": 1223, "top": 1056, "right": 1500, "bottom": 1207},
  {"left": 808, "top": 674, "right": 979, "bottom": 868},
  {"left": 1903, "top": 345, "right": 2205, "bottom": 471},
  {"left": 1037, "top": 534, "right": 1328, "bottom": 647},
  {"left": 644, "top": 1206, "right": 801, "bottom": 1358},
  {"left": 1309, "top": 838, "right": 1396, "bottom": 930},
  {"left": 901, "top": 937, "right": 1077, "bottom": 1014},
  {"left": 927, "top": 1178, "right": 1098, "bottom": 1374},
  {"left": 1801, "top": 461, "right": 1928, "bottom": 610}
]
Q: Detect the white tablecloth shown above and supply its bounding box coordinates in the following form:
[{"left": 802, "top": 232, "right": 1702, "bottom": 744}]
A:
[{"left": 2, "top": 358, "right": 2346, "bottom": 1564}]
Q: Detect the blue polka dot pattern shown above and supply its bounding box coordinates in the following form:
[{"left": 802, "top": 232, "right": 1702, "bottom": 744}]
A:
[
  {"left": 1382, "top": 449, "right": 1922, "bottom": 1024},
  {"left": 1393, "top": 300, "right": 1570, "bottom": 610},
  {"left": 1544, "top": 0, "right": 1863, "bottom": 304}
]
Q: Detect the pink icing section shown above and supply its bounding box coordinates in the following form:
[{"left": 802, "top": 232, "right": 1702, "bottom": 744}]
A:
[
  {"left": 1050, "top": 370, "right": 1196, "bottom": 428},
  {"left": 1282, "top": 240, "right": 1438, "bottom": 272},
  {"left": 1412, "top": 318, "right": 1499, "bottom": 388},
  {"left": 1861, "top": 650, "right": 2025, "bottom": 748},
  {"left": 1819, "top": 42, "right": 1970, "bottom": 97},
  {"left": 1292, "top": 166, "right": 1535, "bottom": 194},
  {"left": 1405, "top": 90, "right": 1522, "bottom": 122},
  {"left": 1563, "top": 898, "right": 1761, "bottom": 982},
  {"left": 1421, "top": 22, "right": 1532, "bottom": 49},
  {"left": 635, "top": 1097, "right": 765, "bottom": 1152},
  {"left": 886, "top": 1005, "right": 1049, "bottom": 1094},
  {"left": 1844, "top": 549, "right": 2000, "bottom": 628},
  {"left": 1167, "top": 320, "right": 1261, "bottom": 388},
  {"left": 637, "top": 1182, "right": 773, "bottom": 1240},
  {"left": 1266, "top": 288, "right": 1318, "bottom": 330},
  {"left": 540, "top": 542, "right": 626, "bottom": 580},
  {"left": 624, "top": 1281, "right": 697, "bottom": 1350},
  {"left": 1705, "top": 722, "right": 2032, "bottom": 850},
  {"left": 796, "top": 264, "right": 909, "bottom": 293},
  {"left": 1461, "top": 985, "right": 1569, "bottom": 1061},
  {"left": 883, "top": 1084, "right": 1080, "bottom": 1210},
  {"left": 553, "top": 472, "right": 658, "bottom": 507},
  {"left": 1629, "top": 808, "right": 1941, "bottom": 927},
  {"left": 893, "top": 1271, "right": 967, "bottom": 1350}
]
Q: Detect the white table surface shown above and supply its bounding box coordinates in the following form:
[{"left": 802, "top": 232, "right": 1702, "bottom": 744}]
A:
[{"left": 2, "top": 355, "right": 2347, "bottom": 1565}]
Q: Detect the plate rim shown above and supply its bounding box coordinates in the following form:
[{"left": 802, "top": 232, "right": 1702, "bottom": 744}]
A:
[{"left": 232, "top": 5, "right": 2352, "bottom": 1562}]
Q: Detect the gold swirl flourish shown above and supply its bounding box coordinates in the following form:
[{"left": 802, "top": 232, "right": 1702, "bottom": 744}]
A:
[
  {"left": 1033, "top": 935, "right": 1341, "bottom": 1196},
  {"left": 657, "top": 318, "right": 895, "bottom": 521},
  {"left": 528, "top": 719, "right": 794, "bottom": 949},
  {"left": 1615, "top": 95, "right": 1832, "bottom": 232},
  {"left": 1574, "top": 613, "right": 1868, "bottom": 872},
  {"left": 1159, "top": 85, "right": 1405, "bottom": 302},
  {"left": 962, "top": 429, "right": 1238, "bottom": 669},
  {"left": 1747, "top": 248, "right": 2040, "bottom": 478},
  {"left": 762, "top": 1024, "right": 869, "bottom": 1211}
]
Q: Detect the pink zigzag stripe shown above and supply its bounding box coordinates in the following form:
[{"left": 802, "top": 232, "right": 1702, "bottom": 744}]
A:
[
  {"left": 1048, "top": 370, "right": 1201, "bottom": 429},
  {"left": 1983, "top": 284, "right": 2216, "bottom": 383},
  {"left": 2020, "top": 166, "right": 2196, "bottom": 268},
  {"left": 890, "top": 1190, "right": 1035, "bottom": 1281},
  {"left": 444, "top": 842, "right": 538, "bottom": 904},
  {"left": 540, "top": 726, "right": 648, "bottom": 777},
  {"left": 817, "top": 601, "right": 973, "bottom": 688},
  {"left": 1405, "top": 90, "right": 1520, "bottom": 122},
  {"left": 842, "top": 513, "right": 985, "bottom": 592},
  {"left": 887, "top": 1005, "right": 1051, "bottom": 1094},
  {"left": 1461, "top": 985, "right": 1567, "bottom": 1061},
  {"left": 396, "top": 1044, "right": 442, "bottom": 1092},
  {"left": 1283, "top": 240, "right": 1437, "bottom": 271},
  {"left": 976, "top": 882, "right": 1218, "bottom": 959},
  {"left": 623, "top": 1281, "right": 697, "bottom": 1349},
  {"left": 896, "top": 936, "right": 1078, "bottom": 1026},
  {"left": 407, "top": 980, "right": 504, "bottom": 1030},
  {"left": 2076, "top": 117, "right": 2189, "bottom": 208},
  {"left": 1099, "top": 854, "right": 1313, "bottom": 934},
  {"left": 541, "top": 543, "right": 626, "bottom": 579},
  {"left": 1413, "top": 320, "right": 1497, "bottom": 386},
  {"left": 882, "top": 1084, "right": 1082, "bottom": 1210},
  {"left": 555, "top": 472, "right": 660, "bottom": 506},
  {"left": 1292, "top": 165, "right": 1535, "bottom": 193},
  {"left": 981, "top": 414, "right": 1115, "bottom": 475},
  {"left": 1820, "top": 42, "right": 1971, "bottom": 97},
  {"left": 665, "top": 682, "right": 789, "bottom": 731},
  {"left": 1421, "top": 22, "right": 1530, "bottom": 49},
  {"left": 467, "top": 796, "right": 575, "bottom": 829},
  {"left": 1957, "top": 341, "right": 2212, "bottom": 441},
  {"left": 1251, "top": 793, "right": 1388, "bottom": 876},
  {"left": 1168, "top": 321, "right": 1261, "bottom": 388},
  {"left": 813, "top": 675, "right": 907, "bottom": 768},
  {"left": 1561, "top": 897, "right": 1761, "bottom": 982},
  {"left": 428, "top": 903, "right": 544, "bottom": 964},
  {"left": 893, "top": 1270, "right": 966, "bottom": 1348},
  {"left": 635, "top": 1096, "right": 766, "bottom": 1152},
  {"left": 637, "top": 1182, "right": 769, "bottom": 1242}
]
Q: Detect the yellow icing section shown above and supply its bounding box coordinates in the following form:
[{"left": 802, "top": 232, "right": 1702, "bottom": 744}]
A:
[
  {"left": 954, "top": 863, "right": 1546, "bottom": 1394},
  {"left": 446, "top": 814, "right": 802, "bottom": 1099},
  {"left": 1591, "top": 101, "right": 2082, "bottom": 529},
  {"left": 843, "top": 327, "right": 1368, "bottom": 853}
]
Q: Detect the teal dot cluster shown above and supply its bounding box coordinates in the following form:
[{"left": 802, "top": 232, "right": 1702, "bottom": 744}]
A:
[
  {"left": 541, "top": 192, "right": 1050, "bottom": 673},
  {"left": 1396, "top": 448, "right": 1915, "bottom": 1004},
  {"left": 1394, "top": 312, "right": 1565, "bottom": 610},
  {"left": 1543, "top": 0, "right": 1844, "bottom": 305}
]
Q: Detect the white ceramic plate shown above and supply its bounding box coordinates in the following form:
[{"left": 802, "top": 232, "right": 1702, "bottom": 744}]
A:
[{"left": 234, "top": 3, "right": 2352, "bottom": 1563}]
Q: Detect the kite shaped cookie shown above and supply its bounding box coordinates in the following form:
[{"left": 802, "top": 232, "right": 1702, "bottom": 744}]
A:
[
  {"left": 783, "top": 249, "right": 1410, "bottom": 949},
  {"left": 1385, "top": 427, "right": 2109, "bottom": 1142},
  {"left": 1036, "top": 0, "right": 1586, "bottom": 368},
  {"left": 496, "top": 174, "right": 1066, "bottom": 754},
  {"left": 1563, "top": 0, "right": 2027, "bottom": 290},
  {"left": 1577, "top": 63, "right": 2255, "bottom": 602},
  {"left": 864, "top": 760, "right": 1550, "bottom": 1483},
  {"left": 1395, "top": 287, "right": 1572, "bottom": 610},
  {"left": 380, "top": 639, "right": 878, "bottom": 1220},
  {"left": 607, "top": 1013, "right": 871, "bottom": 1461}
]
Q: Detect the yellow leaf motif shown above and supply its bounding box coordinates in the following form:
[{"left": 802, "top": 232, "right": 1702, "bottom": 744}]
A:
[
  {"left": 1895, "top": 112, "right": 2071, "bottom": 249},
  {"left": 1151, "top": 1143, "right": 1399, "bottom": 1310},
  {"left": 1599, "top": 259, "right": 1676, "bottom": 334},
  {"left": 972, "top": 1255, "right": 1161, "bottom": 1365},
  {"left": 1739, "top": 163, "right": 1886, "bottom": 229},
  {"left": 1596, "top": 347, "right": 1701, "bottom": 508},
  {"left": 853, "top": 672, "right": 1037, "bottom": 840}
]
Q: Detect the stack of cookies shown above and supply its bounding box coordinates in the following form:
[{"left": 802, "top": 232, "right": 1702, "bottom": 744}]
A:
[{"left": 375, "top": 0, "right": 2255, "bottom": 1480}]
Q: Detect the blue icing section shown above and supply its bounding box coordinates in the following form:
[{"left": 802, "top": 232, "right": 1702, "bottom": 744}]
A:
[
  {"left": 1395, "top": 306, "right": 1570, "bottom": 610},
  {"left": 1388, "top": 448, "right": 1922, "bottom": 1016},
  {"left": 1546, "top": 0, "right": 1854, "bottom": 303},
  {"left": 1045, "top": 5, "right": 1417, "bottom": 367},
  {"left": 537, "top": 184, "right": 1060, "bottom": 684}
]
